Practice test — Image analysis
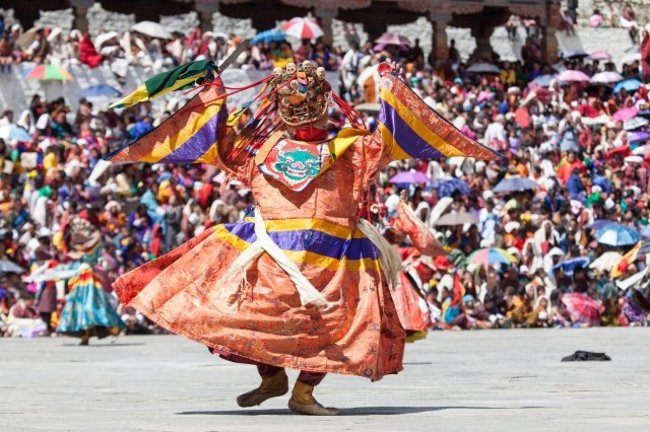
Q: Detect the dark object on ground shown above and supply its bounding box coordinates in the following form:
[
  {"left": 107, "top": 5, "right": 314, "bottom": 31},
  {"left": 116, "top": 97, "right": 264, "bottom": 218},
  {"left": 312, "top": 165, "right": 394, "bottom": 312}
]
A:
[{"left": 561, "top": 351, "right": 611, "bottom": 361}]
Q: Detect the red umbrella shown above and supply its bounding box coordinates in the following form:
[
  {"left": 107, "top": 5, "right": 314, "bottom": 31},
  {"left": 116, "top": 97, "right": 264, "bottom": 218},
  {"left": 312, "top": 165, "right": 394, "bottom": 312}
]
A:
[
  {"left": 375, "top": 32, "right": 412, "bottom": 48},
  {"left": 605, "top": 145, "right": 631, "bottom": 159},
  {"left": 562, "top": 292, "right": 602, "bottom": 326},
  {"left": 612, "top": 107, "right": 638, "bottom": 121},
  {"left": 283, "top": 17, "right": 323, "bottom": 39}
]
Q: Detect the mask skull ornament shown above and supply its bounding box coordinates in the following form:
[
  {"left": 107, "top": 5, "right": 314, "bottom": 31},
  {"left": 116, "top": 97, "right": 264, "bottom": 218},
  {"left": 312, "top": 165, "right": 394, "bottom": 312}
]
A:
[{"left": 271, "top": 60, "right": 330, "bottom": 127}]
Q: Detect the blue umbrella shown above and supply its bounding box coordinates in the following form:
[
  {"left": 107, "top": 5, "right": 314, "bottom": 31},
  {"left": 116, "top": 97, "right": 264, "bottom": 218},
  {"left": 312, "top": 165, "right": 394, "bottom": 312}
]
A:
[
  {"left": 493, "top": 176, "right": 538, "bottom": 193},
  {"left": 251, "top": 29, "right": 286, "bottom": 45},
  {"left": 561, "top": 49, "right": 588, "bottom": 59},
  {"left": 80, "top": 84, "right": 122, "bottom": 98},
  {"left": 586, "top": 219, "right": 615, "bottom": 231},
  {"left": 433, "top": 178, "right": 470, "bottom": 197},
  {"left": 0, "top": 124, "right": 32, "bottom": 142},
  {"left": 628, "top": 131, "right": 650, "bottom": 143},
  {"left": 613, "top": 79, "right": 642, "bottom": 94},
  {"left": 595, "top": 223, "right": 642, "bottom": 247},
  {"left": 553, "top": 257, "right": 590, "bottom": 276},
  {"left": 531, "top": 74, "right": 554, "bottom": 87}
]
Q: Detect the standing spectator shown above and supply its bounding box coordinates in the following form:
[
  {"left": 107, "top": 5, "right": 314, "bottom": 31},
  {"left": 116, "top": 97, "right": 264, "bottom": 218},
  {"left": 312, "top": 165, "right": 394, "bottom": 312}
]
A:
[
  {"left": 620, "top": 3, "right": 639, "bottom": 45},
  {"left": 642, "top": 30, "right": 650, "bottom": 82}
]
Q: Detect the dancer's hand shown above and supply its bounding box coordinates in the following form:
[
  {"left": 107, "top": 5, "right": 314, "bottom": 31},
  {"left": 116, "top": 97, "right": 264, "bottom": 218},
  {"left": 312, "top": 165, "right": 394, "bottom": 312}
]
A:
[
  {"left": 378, "top": 59, "right": 405, "bottom": 81},
  {"left": 387, "top": 59, "right": 405, "bottom": 81}
]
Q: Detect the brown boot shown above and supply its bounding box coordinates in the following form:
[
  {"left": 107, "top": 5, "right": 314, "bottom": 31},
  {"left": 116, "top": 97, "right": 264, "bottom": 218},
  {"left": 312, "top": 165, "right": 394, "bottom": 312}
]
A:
[
  {"left": 79, "top": 330, "right": 90, "bottom": 346},
  {"left": 236, "top": 370, "right": 288, "bottom": 407},
  {"left": 288, "top": 380, "right": 339, "bottom": 416}
]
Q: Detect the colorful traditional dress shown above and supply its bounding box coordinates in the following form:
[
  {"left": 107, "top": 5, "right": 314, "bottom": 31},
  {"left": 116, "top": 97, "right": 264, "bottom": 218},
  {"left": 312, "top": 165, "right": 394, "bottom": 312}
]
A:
[
  {"left": 110, "top": 65, "right": 498, "bottom": 380},
  {"left": 57, "top": 268, "right": 125, "bottom": 338}
]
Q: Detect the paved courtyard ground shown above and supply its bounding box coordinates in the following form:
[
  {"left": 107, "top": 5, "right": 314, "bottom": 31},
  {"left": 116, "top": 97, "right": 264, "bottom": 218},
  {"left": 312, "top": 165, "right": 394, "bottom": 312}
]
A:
[{"left": 2, "top": 327, "right": 650, "bottom": 432}]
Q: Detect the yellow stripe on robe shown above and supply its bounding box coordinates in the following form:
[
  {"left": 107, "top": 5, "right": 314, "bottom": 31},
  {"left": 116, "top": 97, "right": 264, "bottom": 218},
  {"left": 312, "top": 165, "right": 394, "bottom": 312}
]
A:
[
  {"left": 379, "top": 87, "right": 469, "bottom": 159},
  {"left": 137, "top": 96, "right": 225, "bottom": 163},
  {"left": 213, "top": 225, "right": 381, "bottom": 272},
  {"left": 241, "top": 217, "right": 367, "bottom": 239},
  {"left": 376, "top": 123, "right": 411, "bottom": 161}
]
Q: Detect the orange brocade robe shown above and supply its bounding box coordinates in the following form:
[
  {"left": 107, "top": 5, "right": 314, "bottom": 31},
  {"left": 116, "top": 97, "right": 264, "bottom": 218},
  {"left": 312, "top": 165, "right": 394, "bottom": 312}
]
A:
[{"left": 113, "top": 72, "right": 498, "bottom": 381}]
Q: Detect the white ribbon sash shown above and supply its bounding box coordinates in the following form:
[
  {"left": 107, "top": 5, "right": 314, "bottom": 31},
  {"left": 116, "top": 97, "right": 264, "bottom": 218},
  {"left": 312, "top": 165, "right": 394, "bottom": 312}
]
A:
[{"left": 224, "top": 209, "right": 400, "bottom": 308}]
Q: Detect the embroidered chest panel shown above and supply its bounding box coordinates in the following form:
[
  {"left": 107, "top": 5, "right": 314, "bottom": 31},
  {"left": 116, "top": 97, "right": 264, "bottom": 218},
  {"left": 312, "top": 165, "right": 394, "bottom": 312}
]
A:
[{"left": 258, "top": 139, "right": 331, "bottom": 192}]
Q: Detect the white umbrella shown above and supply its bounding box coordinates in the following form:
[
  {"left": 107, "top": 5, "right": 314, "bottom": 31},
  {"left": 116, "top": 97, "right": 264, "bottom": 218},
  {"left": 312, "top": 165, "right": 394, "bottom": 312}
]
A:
[
  {"left": 616, "top": 267, "right": 648, "bottom": 290},
  {"left": 88, "top": 159, "right": 112, "bottom": 186},
  {"left": 132, "top": 21, "right": 172, "bottom": 40},
  {"left": 467, "top": 63, "right": 500, "bottom": 74},
  {"left": 590, "top": 71, "right": 623, "bottom": 84},
  {"left": 435, "top": 211, "right": 479, "bottom": 226},
  {"left": 624, "top": 155, "right": 644, "bottom": 164},
  {"left": 428, "top": 196, "right": 453, "bottom": 227},
  {"left": 582, "top": 114, "right": 610, "bottom": 126},
  {"left": 589, "top": 251, "right": 622, "bottom": 272},
  {"left": 623, "top": 117, "right": 649, "bottom": 131},
  {"left": 632, "top": 145, "right": 650, "bottom": 156},
  {"left": 0, "top": 124, "right": 32, "bottom": 142}
]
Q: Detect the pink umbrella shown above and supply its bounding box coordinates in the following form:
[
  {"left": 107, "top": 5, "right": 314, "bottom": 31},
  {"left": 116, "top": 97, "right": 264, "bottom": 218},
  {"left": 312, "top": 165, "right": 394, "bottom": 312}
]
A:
[
  {"left": 477, "top": 90, "right": 494, "bottom": 103},
  {"left": 612, "top": 107, "right": 638, "bottom": 122},
  {"left": 389, "top": 171, "right": 430, "bottom": 184},
  {"left": 283, "top": 17, "right": 323, "bottom": 39},
  {"left": 556, "top": 70, "right": 591, "bottom": 82},
  {"left": 375, "top": 32, "right": 412, "bottom": 48},
  {"left": 589, "top": 50, "right": 612, "bottom": 61},
  {"left": 562, "top": 292, "right": 602, "bottom": 326}
]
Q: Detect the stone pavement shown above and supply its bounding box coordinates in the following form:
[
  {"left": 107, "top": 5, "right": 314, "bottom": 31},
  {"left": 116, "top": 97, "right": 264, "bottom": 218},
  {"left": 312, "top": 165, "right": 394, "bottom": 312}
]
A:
[{"left": 2, "top": 327, "right": 650, "bottom": 432}]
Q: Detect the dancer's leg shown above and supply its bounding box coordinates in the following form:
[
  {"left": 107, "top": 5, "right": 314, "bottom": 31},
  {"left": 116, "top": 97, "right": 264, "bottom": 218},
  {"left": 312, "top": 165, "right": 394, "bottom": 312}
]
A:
[
  {"left": 296, "top": 371, "right": 326, "bottom": 386},
  {"left": 211, "top": 349, "right": 288, "bottom": 407},
  {"left": 289, "top": 372, "right": 338, "bottom": 416}
]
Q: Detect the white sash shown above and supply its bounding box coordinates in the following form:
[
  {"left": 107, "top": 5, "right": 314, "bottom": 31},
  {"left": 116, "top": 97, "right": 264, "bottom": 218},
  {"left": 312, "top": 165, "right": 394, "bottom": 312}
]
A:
[{"left": 225, "top": 209, "right": 400, "bottom": 308}]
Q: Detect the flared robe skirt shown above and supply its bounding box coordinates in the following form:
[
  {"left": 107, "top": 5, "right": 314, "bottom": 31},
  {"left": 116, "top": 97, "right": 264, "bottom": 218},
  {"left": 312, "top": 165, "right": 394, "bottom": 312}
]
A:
[{"left": 114, "top": 218, "right": 405, "bottom": 381}]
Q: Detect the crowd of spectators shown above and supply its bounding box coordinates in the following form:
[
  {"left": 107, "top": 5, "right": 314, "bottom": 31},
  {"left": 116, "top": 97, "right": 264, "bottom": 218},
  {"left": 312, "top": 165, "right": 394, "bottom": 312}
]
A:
[
  {"left": 0, "top": 14, "right": 345, "bottom": 74},
  {"left": 1, "top": 9, "right": 650, "bottom": 337}
]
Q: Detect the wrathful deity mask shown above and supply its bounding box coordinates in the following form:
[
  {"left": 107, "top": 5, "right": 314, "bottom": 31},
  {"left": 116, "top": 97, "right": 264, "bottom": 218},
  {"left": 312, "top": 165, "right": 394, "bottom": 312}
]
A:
[{"left": 270, "top": 61, "right": 331, "bottom": 127}]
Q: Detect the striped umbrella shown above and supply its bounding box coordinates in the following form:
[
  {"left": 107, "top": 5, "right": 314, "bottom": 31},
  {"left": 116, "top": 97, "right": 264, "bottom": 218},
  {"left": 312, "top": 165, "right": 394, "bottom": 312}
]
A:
[
  {"left": 466, "top": 248, "right": 515, "bottom": 267},
  {"left": 283, "top": 17, "right": 323, "bottom": 39},
  {"left": 22, "top": 64, "right": 72, "bottom": 81}
]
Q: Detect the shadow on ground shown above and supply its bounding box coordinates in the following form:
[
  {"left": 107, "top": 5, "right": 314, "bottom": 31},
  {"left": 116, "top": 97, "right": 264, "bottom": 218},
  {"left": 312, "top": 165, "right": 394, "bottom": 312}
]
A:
[
  {"left": 61, "top": 343, "right": 147, "bottom": 347},
  {"left": 178, "top": 405, "right": 544, "bottom": 416}
]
